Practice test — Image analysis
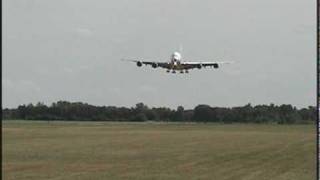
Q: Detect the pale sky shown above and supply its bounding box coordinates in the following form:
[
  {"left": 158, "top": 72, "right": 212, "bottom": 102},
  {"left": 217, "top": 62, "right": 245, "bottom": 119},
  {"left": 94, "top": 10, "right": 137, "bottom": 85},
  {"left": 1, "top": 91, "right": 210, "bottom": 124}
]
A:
[{"left": 3, "top": 0, "right": 316, "bottom": 109}]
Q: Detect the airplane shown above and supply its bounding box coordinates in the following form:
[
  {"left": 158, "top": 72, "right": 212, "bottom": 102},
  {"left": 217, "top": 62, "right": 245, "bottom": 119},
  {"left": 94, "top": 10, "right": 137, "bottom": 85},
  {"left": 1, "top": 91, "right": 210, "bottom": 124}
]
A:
[{"left": 122, "top": 51, "right": 232, "bottom": 73}]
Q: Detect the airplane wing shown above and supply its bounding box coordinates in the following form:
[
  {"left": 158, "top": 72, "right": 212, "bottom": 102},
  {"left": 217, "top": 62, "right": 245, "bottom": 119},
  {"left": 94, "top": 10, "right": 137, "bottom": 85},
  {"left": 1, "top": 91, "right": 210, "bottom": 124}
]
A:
[
  {"left": 121, "top": 59, "right": 171, "bottom": 69},
  {"left": 180, "top": 61, "right": 233, "bottom": 69}
]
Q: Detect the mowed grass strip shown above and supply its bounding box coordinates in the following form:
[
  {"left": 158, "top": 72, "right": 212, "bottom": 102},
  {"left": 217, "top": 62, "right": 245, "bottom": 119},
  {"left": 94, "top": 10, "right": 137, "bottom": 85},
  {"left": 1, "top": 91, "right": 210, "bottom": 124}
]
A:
[{"left": 2, "top": 121, "right": 316, "bottom": 180}]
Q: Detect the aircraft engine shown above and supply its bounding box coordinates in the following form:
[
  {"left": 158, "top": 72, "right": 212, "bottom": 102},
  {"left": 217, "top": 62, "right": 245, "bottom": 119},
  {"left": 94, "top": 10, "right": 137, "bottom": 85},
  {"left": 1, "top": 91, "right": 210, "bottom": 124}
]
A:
[
  {"left": 197, "top": 64, "right": 202, "bottom": 69},
  {"left": 152, "top": 63, "right": 158, "bottom": 68},
  {"left": 136, "top": 61, "right": 143, "bottom": 67},
  {"left": 213, "top": 64, "right": 219, "bottom": 68}
]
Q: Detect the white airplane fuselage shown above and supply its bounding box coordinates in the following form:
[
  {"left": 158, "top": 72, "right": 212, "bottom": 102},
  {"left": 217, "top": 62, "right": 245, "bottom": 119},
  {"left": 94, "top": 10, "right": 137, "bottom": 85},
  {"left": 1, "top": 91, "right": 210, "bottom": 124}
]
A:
[{"left": 170, "top": 52, "right": 183, "bottom": 69}]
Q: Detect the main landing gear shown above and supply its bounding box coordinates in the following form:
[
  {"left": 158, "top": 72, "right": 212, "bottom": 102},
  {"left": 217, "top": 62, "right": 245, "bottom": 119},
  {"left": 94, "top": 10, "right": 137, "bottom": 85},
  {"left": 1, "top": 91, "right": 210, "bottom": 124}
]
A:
[
  {"left": 179, "top": 70, "right": 189, "bottom": 73},
  {"left": 166, "top": 69, "right": 189, "bottom": 74},
  {"left": 166, "top": 70, "right": 176, "bottom": 73}
]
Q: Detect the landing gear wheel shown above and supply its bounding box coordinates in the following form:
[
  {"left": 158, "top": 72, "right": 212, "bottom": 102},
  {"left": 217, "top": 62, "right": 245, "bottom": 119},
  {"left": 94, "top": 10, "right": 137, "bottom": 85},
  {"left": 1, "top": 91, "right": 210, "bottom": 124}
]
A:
[
  {"left": 166, "top": 70, "right": 170, "bottom": 73},
  {"left": 172, "top": 70, "right": 176, "bottom": 74},
  {"left": 185, "top": 70, "right": 189, "bottom": 73},
  {"left": 180, "top": 71, "right": 184, "bottom": 73}
]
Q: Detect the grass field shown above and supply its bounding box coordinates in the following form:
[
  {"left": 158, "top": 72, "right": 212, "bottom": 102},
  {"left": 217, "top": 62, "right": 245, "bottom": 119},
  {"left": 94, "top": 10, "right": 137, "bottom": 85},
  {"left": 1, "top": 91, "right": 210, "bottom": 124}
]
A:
[{"left": 2, "top": 121, "right": 316, "bottom": 180}]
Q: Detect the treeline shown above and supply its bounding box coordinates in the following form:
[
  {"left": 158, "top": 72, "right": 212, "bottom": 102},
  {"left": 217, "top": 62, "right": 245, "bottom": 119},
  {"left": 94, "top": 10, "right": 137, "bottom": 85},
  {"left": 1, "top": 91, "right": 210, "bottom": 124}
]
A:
[{"left": 2, "top": 101, "right": 316, "bottom": 124}]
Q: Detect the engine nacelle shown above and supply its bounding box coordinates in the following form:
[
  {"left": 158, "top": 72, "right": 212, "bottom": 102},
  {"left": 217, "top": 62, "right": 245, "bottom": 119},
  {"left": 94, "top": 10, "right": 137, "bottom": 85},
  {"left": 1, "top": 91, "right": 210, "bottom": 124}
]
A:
[
  {"left": 213, "top": 64, "right": 219, "bottom": 68},
  {"left": 136, "top": 61, "right": 142, "bottom": 67},
  {"left": 197, "top": 64, "right": 202, "bottom": 69},
  {"left": 152, "top": 63, "right": 158, "bottom": 68}
]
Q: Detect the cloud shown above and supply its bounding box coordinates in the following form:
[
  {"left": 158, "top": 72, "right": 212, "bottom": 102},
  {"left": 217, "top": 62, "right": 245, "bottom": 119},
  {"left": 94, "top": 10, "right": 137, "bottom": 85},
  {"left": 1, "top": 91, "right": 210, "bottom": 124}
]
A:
[
  {"left": 62, "top": 65, "right": 90, "bottom": 74},
  {"left": 75, "top": 28, "right": 94, "bottom": 37},
  {"left": 139, "top": 85, "right": 158, "bottom": 94},
  {"left": 19, "top": 80, "right": 41, "bottom": 92},
  {"left": 3, "top": 79, "right": 14, "bottom": 88},
  {"left": 3, "top": 79, "right": 42, "bottom": 107},
  {"left": 3, "top": 79, "right": 40, "bottom": 92},
  {"left": 108, "top": 87, "right": 121, "bottom": 95},
  {"left": 63, "top": 67, "right": 74, "bottom": 73}
]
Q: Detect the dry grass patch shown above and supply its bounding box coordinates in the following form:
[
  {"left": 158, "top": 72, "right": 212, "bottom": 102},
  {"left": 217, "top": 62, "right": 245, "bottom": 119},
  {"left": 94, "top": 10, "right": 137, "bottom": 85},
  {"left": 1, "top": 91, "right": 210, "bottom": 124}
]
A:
[{"left": 3, "top": 121, "right": 316, "bottom": 180}]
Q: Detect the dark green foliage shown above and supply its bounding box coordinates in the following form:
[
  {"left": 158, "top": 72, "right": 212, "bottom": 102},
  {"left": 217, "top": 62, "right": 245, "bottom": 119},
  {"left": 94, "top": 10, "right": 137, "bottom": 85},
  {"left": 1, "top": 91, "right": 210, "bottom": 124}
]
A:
[
  {"left": 130, "top": 113, "right": 148, "bottom": 122},
  {"left": 193, "top": 105, "right": 212, "bottom": 122},
  {"left": 172, "top": 106, "right": 184, "bottom": 122},
  {"left": 2, "top": 101, "right": 316, "bottom": 124}
]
